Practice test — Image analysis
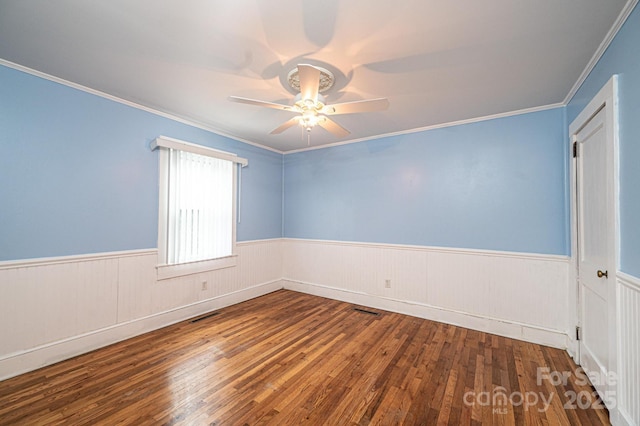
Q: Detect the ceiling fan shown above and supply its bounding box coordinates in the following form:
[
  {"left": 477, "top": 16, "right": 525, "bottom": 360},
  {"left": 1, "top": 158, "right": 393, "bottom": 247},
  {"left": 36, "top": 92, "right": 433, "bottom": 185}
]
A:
[{"left": 229, "top": 64, "right": 389, "bottom": 137}]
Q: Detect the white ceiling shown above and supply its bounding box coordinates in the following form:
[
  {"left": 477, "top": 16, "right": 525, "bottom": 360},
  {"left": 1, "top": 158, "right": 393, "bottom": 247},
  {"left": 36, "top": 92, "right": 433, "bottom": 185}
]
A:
[{"left": 0, "top": 0, "right": 632, "bottom": 152}]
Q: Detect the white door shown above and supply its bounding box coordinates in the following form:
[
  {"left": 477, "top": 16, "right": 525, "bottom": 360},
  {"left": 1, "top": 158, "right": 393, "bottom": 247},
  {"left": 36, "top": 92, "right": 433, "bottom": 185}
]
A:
[{"left": 575, "top": 103, "right": 616, "bottom": 402}]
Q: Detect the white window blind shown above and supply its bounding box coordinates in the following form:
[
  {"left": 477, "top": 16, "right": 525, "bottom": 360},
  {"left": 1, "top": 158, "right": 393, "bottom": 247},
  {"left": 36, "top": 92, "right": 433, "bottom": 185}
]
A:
[
  {"left": 167, "top": 149, "right": 233, "bottom": 264},
  {"left": 151, "top": 136, "right": 248, "bottom": 277}
]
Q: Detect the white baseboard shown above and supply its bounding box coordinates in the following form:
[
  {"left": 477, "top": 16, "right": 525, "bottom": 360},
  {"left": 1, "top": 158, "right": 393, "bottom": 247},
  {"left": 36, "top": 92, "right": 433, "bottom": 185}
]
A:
[
  {"left": 0, "top": 280, "right": 284, "bottom": 381},
  {"left": 283, "top": 279, "right": 568, "bottom": 349}
]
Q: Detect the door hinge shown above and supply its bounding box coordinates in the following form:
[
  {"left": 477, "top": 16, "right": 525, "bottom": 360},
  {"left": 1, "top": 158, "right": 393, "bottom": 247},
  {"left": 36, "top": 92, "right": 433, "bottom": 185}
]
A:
[
  {"left": 576, "top": 326, "right": 581, "bottom": 341},
  {"left": 573, "top": 141, "right": 578, "bottom": 158}
]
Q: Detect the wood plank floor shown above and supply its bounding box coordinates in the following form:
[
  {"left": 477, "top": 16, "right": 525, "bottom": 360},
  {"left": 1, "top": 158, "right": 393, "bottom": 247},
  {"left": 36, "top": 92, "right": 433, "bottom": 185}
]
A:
[{"left": 0, "top": 290, "right": 609, "bottom": 425}]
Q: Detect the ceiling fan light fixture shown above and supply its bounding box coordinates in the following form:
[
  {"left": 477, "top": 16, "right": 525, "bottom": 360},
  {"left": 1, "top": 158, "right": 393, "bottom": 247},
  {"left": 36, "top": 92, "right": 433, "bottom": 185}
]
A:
[{"left": 299, "top": 110, "right": 321, "bottom": 131}]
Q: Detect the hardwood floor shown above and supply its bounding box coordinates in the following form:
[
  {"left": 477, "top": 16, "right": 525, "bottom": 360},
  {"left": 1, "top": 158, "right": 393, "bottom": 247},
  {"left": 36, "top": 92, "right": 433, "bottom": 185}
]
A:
[{"left": 0, "top": 290, "right": 609, "bottom": 425}]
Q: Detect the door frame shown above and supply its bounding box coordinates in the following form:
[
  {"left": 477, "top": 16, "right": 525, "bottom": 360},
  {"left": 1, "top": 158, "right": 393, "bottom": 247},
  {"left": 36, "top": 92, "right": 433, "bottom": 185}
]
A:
[{"left": 568, "top": 75, "right": 620, "bottom": 414}]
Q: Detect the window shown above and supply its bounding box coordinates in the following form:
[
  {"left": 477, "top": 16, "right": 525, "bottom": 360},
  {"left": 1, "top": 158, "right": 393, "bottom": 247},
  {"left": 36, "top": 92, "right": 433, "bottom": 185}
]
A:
[
  {"left": 166, "top": 149, "right": 232, "bottom": 263},
  {"left": 151, "top": 136, "right": 248, "bottom": 279}
]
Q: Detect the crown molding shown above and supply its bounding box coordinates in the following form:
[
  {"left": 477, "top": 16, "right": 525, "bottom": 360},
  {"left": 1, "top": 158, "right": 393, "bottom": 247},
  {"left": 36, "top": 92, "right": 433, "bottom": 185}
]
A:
[
  {"left": 284, "top": 103, "right": 564, "bottom": 154},
  {"left": 3, "top": 0, "right": 636, "bottom": 156},
  {"left": 563, "top": 0, "right": 638, "bottom": 105},
  {"left": 0, "top": 59, "right": 284, "bottom": 155}
]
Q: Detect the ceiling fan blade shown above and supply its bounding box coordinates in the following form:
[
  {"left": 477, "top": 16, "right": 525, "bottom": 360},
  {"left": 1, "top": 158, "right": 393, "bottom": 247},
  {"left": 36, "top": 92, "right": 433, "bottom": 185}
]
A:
[
  {"left": 318, "top": 117, "right": 350, "bottom": 137},
  {"left": 270, "top": 117, "right": 300, "bottom": 134},
  {"left": 322, "top": 98, "right": 390, "bottom": 115},
  {"left": 228, "top": 96, "right": 295, "bottom": 112},
  {"left": 297, "top": 64, "right": 321, "bottom": 102}
]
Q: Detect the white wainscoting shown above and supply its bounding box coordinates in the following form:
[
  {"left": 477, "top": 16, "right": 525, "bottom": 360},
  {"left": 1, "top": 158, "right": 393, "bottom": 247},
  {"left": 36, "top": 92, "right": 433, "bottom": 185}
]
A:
[
  {"left": 282, "top": 238, "right": 570, "bottom": 349},
  {"left": 0, "top": 238, "right": 580, "bottom": 382},
  {"left": 0, "top": 239, "right": 283, "bottom": 381},
  {"left": 617, "top": 272, "right": 640, "bottom": 426}
]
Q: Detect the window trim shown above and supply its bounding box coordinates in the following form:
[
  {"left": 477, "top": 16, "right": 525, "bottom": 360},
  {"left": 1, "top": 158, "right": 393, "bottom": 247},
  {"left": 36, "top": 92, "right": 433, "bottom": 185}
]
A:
[
  {"left": 151, "top": 136, "right": 248, "bottom": 166},
  {"left": 152, "top": 136, "right": 248, "bottom": 280},
  {"left": 156, "top": 255, "right": 237, "bottom": 281}
]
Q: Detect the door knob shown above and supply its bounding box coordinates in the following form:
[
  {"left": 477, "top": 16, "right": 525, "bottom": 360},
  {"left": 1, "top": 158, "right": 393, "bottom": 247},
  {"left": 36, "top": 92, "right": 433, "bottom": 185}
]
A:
[{"left": 597, "top": 270, "right": 608, "bottom": 278}]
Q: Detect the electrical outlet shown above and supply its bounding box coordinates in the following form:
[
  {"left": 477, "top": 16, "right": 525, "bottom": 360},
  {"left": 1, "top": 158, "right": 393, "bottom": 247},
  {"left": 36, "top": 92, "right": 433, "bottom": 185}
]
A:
[
  {"left": 385, "top": 279, "right": 391, "bottom": 288},
  {"left": 201, "top": 281, "right": 208, "bottom": 291}
]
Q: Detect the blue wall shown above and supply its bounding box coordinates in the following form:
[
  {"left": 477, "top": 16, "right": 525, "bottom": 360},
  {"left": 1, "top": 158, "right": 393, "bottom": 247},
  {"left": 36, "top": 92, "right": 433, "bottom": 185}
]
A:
[
  {"left": 567, "top": 5, "right": 640, "bottom": 277},
  {"left": 284, "top": 108, "right": 569, "bottom": 255},
  {"left": 15, "top": 18, "right": 640, "bottom": 264},
  {"left": 0, "top": 65, "right": 283, "bottom": 261}
]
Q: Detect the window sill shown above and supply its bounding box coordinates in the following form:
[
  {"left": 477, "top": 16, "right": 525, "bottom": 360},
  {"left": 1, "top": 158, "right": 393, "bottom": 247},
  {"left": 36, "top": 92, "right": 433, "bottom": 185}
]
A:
[{"left": 156, "top": 255, "right": 237, "bottom": 280}]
